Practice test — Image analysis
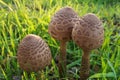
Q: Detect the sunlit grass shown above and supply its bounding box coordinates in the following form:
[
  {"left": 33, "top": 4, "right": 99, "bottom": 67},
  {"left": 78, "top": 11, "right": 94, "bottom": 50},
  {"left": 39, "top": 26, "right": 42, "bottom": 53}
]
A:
[{"left": 0, "top": 0, "right": 120, "bottom": 80}]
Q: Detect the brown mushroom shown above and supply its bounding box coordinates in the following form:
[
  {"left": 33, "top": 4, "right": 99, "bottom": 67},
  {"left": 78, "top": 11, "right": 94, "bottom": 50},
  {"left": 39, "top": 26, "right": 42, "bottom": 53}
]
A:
[
  {"left": 48, "top": 7, "right": 79, "bottom": 77},
  {"left": 17, "top": 34, "right": 52, "bottom": 72},
  {"left": 72, "top": 13, "right": 104, "bottom": 80}
]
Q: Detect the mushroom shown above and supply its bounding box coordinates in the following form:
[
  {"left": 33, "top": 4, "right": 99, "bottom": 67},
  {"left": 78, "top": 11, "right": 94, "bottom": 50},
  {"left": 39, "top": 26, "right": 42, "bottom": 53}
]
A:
[
  {"left": 72, "top": 13, "right": 104, "bottom": 80},
  {"left": 17, "top": 34, "right": 52, "bottom": 72},
  {"left": 48, "top": 7, "right": 79, "bottom": 77}
]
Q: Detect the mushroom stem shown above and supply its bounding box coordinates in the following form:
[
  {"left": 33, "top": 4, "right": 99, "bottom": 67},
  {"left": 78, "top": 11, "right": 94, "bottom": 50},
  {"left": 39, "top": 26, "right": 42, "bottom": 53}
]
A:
[
  {"left": 36, "top": 71, "right": 45, "bottom": 80},
  {"left": 80, "top": 50, "right": 90, "bottom": 80},
  {"left": 58, "top": 41, "right": 67, "bottom": 78},
  {"left": 36, "top": 71, "right": 41, "bottom": 80}
]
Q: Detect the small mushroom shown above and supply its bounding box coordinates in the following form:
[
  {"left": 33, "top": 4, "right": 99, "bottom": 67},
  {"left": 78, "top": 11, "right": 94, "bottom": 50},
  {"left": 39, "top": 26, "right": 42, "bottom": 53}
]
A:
[
  {"left": 17, "top": 34, "right": 52, "bottom": 72},
  {"left": 72, "top": 13, "right": 104, "bottom": 80},
  {"left": 48, "top": 7, "right": 79, "bottom": 77}
]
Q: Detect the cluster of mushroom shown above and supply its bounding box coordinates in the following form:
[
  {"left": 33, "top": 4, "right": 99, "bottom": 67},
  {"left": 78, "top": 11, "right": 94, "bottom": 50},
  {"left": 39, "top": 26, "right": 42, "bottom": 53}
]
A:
[
  {"left": 17, "top": 6, "right": 104, "bottom": 80},
  {"left": 48, "top": 7, "right": 104, "bottom": 79}
]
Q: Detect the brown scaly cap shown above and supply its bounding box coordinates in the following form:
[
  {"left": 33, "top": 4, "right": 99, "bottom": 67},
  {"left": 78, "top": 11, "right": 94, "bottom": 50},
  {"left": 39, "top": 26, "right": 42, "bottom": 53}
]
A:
[
  {"left": 17, "top": 34, "right": 52, "bottom": 72},
  {"left": 48, "top": 6, "right": 79, "bottom": 42},
  {"left": 72, "top": 13, "right": 104, "bottom": 50}
]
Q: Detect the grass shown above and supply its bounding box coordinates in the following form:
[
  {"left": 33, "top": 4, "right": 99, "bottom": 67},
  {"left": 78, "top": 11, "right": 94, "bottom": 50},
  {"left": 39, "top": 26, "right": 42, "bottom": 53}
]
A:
[{"left": 0, "top": 0, "right": 120, "bottom": 80}]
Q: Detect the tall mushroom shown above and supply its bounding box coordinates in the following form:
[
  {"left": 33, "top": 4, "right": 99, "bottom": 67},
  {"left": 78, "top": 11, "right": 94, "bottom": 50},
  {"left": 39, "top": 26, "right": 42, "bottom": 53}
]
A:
[
  {"left": 72, "top": 13, "right": 104, "bottom": 80},
  {"left": 48, "top": 7, "right": 79, "bottom": 77},
  {"left": 17, "top": 34, "right": 52, "bottom": 74}
]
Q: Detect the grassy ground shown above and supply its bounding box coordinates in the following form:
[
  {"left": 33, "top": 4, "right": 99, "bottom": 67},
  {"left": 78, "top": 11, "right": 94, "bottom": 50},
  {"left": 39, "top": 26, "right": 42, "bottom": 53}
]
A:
[{"left": 0, "top": 0, "right": 120, "bottom": 80}]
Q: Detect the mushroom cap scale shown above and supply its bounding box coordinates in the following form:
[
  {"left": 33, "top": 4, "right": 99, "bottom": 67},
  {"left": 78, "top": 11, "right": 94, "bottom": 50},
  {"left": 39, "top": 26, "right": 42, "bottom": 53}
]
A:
[
  {"left": 17, "top": 34, "right": 52, "bottom": 72},
  {"left": 48, "top": 7, "right": 79, "bottom": 42},
  {"left": 72, "top": 13, "right": 104, "bottom": 50},
  {"left": 82, "top": 13, "right": 102, "bottom": 26}
]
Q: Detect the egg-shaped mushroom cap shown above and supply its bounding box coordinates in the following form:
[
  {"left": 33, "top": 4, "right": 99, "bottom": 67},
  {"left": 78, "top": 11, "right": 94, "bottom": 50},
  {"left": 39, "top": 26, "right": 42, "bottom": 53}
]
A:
[
  {"left": 72, "top": 13, "right": 104, "bottom": 50},
  {"left": 17, "top": 34, "right": 52, "bottom": 72},
  {"left": 48, "top": 7, "right": 79, "bottom": 42}
]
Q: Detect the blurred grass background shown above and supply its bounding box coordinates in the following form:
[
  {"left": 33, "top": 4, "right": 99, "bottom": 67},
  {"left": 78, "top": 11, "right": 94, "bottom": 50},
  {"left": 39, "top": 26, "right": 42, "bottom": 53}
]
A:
[{"left": 0, "top": 0, "right": 120, "bottom": 80}]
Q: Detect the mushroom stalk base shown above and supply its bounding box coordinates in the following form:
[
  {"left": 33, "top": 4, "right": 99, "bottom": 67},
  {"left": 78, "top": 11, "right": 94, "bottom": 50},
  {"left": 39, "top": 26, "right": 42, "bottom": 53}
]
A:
[
  {"left": 36, "top": 71, "right": 43, "bottom": 80},
  {"left": 58, "top": 41, "right": 67, "bottom": 78},
  {"left": 80, "top": 50, "right": 90, "bottom": 80}
]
